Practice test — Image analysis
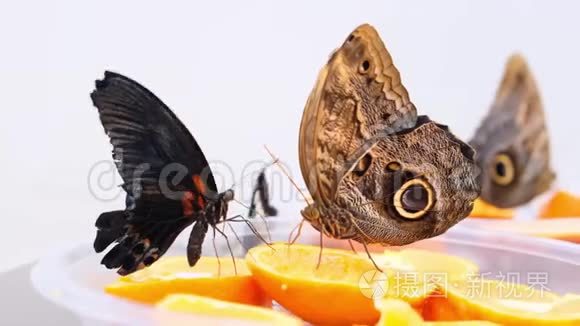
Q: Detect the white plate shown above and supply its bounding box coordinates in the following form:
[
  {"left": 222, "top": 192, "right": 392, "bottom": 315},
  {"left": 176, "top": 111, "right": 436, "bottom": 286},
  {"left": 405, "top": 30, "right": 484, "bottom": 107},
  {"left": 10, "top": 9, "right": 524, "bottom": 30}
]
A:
[{"left": 31, "top": 219, "right": 580, "bottom": 325}]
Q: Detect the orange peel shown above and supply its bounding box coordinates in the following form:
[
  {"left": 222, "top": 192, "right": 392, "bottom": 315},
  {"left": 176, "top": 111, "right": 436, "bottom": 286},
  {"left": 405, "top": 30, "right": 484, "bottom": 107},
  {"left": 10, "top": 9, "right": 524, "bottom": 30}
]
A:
[
  {"left": 105, "top": 256, "right": 269, "bottom": 306},
  {"left": 421, "top": 279, "right": 579, "bottom": 325},
  {"left": 469, "top": 198, "right": 515, "bottom": 219},
  {"left": 540, "top": 191, "right": 580, "bottom": 218},
  {"left": 157, "top": 294, "right": 301, "bottom": 325}
]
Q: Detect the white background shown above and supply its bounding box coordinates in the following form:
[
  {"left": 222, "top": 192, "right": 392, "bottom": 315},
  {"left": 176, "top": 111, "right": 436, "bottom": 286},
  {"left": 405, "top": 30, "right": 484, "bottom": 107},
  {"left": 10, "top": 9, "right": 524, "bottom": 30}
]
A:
[{"left": 1, "top": 0, "right": 579, "bottom": 272}]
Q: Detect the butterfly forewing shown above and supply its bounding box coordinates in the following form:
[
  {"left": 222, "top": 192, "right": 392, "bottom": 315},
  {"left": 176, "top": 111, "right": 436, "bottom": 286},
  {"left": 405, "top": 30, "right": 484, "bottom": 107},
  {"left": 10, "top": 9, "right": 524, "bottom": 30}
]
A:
[
  {"left": 91, "top": 71, "right": 217, "bottom": 197},
  {"left": 299, "top": 24, "right": 417, "bottom": 205}
]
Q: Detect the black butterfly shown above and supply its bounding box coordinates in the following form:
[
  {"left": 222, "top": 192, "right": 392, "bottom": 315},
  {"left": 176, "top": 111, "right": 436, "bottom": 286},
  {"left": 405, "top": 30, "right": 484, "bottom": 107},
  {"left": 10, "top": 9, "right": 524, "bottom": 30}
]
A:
[
  {"left": 91, "top": 71, "right": 275, "bottom": 275},
  {"left": 248, "top": 169, "right": 278, "bottom": 219}
]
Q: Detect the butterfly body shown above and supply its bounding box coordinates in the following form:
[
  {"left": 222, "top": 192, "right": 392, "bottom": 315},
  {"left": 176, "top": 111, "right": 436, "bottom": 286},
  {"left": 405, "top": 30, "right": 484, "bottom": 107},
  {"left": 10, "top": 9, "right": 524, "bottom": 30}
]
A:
[
  {"left": 299, "top": 24, "right": 480, "bottom": 245},
  {"left": 184, "top": 189, "right": 234, "bottom": 266}
]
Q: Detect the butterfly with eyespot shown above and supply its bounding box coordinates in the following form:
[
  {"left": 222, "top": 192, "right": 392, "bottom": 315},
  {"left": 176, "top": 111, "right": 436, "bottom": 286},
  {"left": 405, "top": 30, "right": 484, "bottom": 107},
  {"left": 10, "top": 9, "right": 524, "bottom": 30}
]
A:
[
  {"left": 91, "top": 72, "right": 276, "bottom": 275},
  {"left": 470, "top": 54, "right": 555, "bottom": 208},
  {"left": 298, "top": 24, "right": 480, "bottom": 246}
]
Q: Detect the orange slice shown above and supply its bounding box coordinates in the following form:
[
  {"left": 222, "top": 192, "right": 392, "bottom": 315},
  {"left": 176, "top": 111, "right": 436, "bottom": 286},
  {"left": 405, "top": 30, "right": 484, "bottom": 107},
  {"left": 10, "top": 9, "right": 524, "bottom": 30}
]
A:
[
  {"left": 377, "top": 298, "right": 424, "bottom": 325},
  {"left": 469, "top": 198, "right": 514, "bottom": 219},
  {"left": 105, "top": 256, "right": 269, "bottom": 306},
  {"left": 245, "top": 243, "right": 382, "bottom": 325},
  {"left": 245, "top": 244, "right": 474, "bottom": 325},
  {"left": 471, "top": 219, "right": 580, "bottom": 243},
  {"left": 540, "top": 191, "right": 580, "bottom": 218},
  {"left": 157, "top": 294, "right": 301, "bottom": 326},
  {"left": 422, "top": 279, "right": 579, "bottom": 325},
  {"left": 381, "top": 249, "right": 478, "bottom": 309},
  {"left": 377, "top": 298, "right": 498, "bottom": 325},
  {"left": 549, "top": 294, "right": 580, "bottom": 315},
  {"left": 383, "top": 249, "right": 478, "bottom": 283}
]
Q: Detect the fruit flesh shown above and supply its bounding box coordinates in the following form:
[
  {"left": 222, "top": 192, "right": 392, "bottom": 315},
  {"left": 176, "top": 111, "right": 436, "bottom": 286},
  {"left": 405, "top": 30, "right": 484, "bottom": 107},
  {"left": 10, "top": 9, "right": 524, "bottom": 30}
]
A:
[{"left": 105, "top": 256, "right": 270, "bottom": 306}]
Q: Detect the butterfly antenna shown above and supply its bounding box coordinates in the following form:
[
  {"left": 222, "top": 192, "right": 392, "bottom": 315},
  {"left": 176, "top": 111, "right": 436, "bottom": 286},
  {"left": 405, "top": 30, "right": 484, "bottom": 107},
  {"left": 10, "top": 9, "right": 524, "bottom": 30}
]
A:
[
  {"left": 232, "top": 198, "right": 272, "bottom": 243},
  {"left": 263, "top": 145, "right": 312, "bottom": 247},
  {"left": 263, "top": 145, "right": 311, "bottom": 205}
]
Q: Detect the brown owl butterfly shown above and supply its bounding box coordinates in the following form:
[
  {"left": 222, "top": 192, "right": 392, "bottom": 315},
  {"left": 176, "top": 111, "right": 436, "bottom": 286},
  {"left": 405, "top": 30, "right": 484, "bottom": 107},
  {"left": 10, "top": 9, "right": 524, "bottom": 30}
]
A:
[
  {"left": 470, "top": 54, "right": 555, "bottom": 208},
  {"left": 298, "top": 24, "right": 480, "bottom": 246}
]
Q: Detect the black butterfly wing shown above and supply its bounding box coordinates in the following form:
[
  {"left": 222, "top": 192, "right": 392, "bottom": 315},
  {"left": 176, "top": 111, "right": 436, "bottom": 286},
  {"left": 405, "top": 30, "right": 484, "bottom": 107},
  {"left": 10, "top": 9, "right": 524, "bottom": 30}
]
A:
[
  {"left": 92, "top": 71, "right": 217, "bottom": 196},
  {"left": 91, "top": 71, "right": 215, "bottom": 275}
]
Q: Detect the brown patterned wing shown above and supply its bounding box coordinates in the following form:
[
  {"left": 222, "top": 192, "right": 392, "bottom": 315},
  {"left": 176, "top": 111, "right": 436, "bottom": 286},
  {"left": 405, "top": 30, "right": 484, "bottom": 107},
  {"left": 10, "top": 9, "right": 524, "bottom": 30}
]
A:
[
  {"left": 335, "top": 118, "right": 480, "bottom": 245},
  {"left": 470, "top": 54, "right": 555, "bottom": 208},
  {"left": 299, "top": 24, "right": 417, "bottom": 206}
]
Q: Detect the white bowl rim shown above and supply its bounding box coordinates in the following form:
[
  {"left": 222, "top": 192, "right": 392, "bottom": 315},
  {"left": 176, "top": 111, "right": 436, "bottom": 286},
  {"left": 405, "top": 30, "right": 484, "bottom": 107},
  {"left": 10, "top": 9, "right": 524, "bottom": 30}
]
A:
[{"left": 30, "top": 222, "right": 580, "bottom": 324}]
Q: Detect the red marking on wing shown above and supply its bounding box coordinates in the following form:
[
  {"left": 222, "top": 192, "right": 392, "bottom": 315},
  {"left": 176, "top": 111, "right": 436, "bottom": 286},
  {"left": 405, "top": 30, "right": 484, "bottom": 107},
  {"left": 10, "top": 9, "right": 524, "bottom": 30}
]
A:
[
  {"left": 192, "top": 174, "right": 208, "bottom": 210},
  {"left": 181, "top": 191, "right": 195, "bottom": 216},
  {"left": 192, "top": 175, "right": 207, "bottom": 195},
  {"left": 197, "top": 195, "right": 205, "bottom": 209}
]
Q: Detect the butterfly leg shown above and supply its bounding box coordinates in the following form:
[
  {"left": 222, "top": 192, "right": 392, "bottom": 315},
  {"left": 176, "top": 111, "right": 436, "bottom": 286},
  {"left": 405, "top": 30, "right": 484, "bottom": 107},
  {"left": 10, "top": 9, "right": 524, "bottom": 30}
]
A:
[
  {"left": 348, "top": 240, "right": 358, "bottom": 255},
  {"left": 361, "top": 241, "right": 383, "bottom": 272},
  {"left": 232, "top": 198, "right": 273, "bottom": 242},
  {"left": 213, "top": 224, "right": 237, "bottom": 275},
  {"left": 316, "top": 229, "right": 324, "bottom": 270},
  {"left": 227, "top": 223, "right": 254, "bottom": 262},
  {"left": 288, "top": 219, "right": 305, "bottom": 245},
  {"left": 226, "top": 214, "right": 271, "bottom": 248},
  {"left": 211, "top": 226, "right": 221, "bottom": 277}
]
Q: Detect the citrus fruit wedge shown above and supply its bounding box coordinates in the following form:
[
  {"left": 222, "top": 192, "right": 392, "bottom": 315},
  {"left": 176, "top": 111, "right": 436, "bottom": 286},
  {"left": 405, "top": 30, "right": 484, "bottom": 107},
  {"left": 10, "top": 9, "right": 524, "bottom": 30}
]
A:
[
  {"left": 381, "top": 248, "right": 479, "bottom": 310},
  {"left": 157, "top": 294, "right": 301, "bottom": 326},
  {"left": 376, "top": 298, "right": 424, "bottom": 325},
  {"left": 246, "top": 244, "right": 475, "bottom": 325},
  {"left": 105, "top": 256, "right": 270, "bottom": 306},
  {"left": 245, "top": 243, "right": 382, "bottom": 325},
  {"left": 548, "top": 294, "right": 580, "bottom": 315},
  {"left": 383, "top": 249, "right": 479, "bottom": 283},
  {"left": 469, "top": 219, "right": 580, "bottom": 243},
  {"left": 421, "top": 279, "right": 579, "bottom": 325},
  {"left": 376, "top": 298, "right": 498, "bottom": 326},
  {"left": 469, "top": 198, "right": 514, "bottom": 219},
  {"left": 540, "top": 191, "right": 580, "bottom": 218}
]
